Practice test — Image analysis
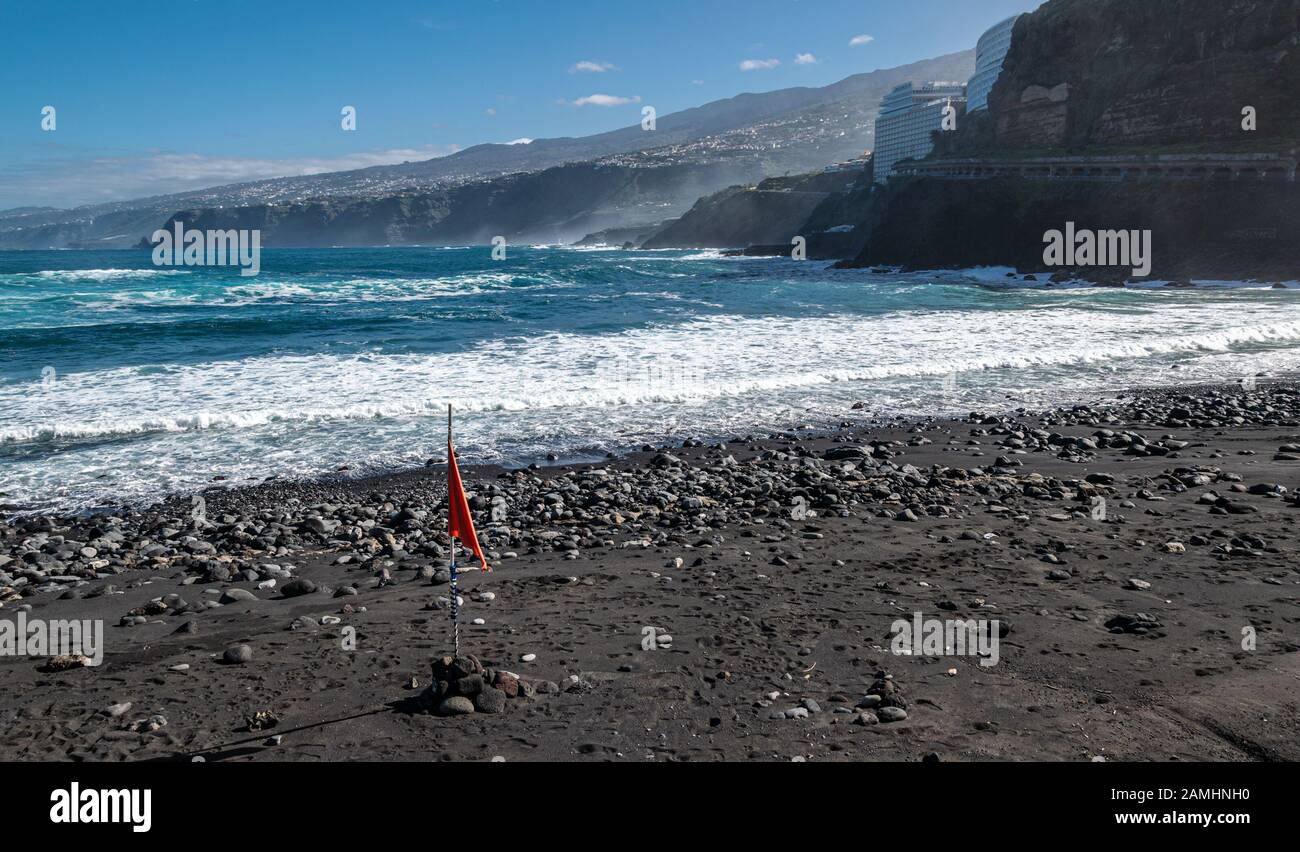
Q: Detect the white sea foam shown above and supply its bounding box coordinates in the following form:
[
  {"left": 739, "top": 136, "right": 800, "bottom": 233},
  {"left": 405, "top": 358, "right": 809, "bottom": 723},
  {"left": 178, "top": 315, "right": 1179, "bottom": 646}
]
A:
[
  {"left": 31, "top": 268, "right": 188, "bottom": 283},
  {"left": 6, "top": 310, "right": 1300, "bottom": 446},
  {"left": 20, "top": 271, "right": 576, "bottom": 313},
  {"left": 6, "top": 266, "right": 1300, "bottom": 512}
]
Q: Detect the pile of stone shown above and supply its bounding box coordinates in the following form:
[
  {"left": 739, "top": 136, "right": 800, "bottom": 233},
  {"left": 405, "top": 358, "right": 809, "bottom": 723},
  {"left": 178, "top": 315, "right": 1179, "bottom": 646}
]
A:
[
  {"left": 1104, "top": 612, "right": 1164, "bottom": 637},
  {"left": 420, "top": 654, "right": 534, "bottom": 716},
  {"left": 767, "top": 671, "right": 911, "bottom": 725},
  {"left": 854, "top": 671, "right": 909, "bottom": 725}
]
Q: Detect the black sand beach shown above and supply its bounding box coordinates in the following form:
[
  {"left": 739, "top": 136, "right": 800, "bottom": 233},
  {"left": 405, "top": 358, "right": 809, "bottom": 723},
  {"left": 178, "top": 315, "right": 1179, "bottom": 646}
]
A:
[{"left": 2, "top": 381, "right": 1298, "bottom": 762}]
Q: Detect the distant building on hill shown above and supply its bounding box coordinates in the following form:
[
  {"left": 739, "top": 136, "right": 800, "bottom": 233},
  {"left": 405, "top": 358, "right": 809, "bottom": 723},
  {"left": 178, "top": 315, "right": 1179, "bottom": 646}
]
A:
[
  {"left": 967, "top": 14, "right": 1024, "bottom": 113},
  {"left": 872, "top": 82, "right": 966, "bottom": 184},
  {"left": 822, "top": 153, "right": 872, "bottom": 174}
]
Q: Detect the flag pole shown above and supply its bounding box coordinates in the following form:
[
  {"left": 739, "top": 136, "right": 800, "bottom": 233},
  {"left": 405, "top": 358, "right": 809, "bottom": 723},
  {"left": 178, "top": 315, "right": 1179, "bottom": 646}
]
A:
[{"left": 448, "top": 403, "right": 460, "bottom": 657}]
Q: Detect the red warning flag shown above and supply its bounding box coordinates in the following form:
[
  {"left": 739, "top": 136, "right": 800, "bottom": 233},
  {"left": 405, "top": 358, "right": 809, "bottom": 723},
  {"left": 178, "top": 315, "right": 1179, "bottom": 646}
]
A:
[{"left": 447, "top": 433, "right": 490, "bottom": 573}]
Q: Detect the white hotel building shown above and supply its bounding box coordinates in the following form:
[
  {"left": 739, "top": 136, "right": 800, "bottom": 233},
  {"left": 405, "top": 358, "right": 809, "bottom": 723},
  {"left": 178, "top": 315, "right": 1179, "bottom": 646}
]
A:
[
  {"left": 967, "top": 14, "right": 1024, "bottom": 112},
  {"left": 872, "top": 81, "right": 967, "bottom": 184}
]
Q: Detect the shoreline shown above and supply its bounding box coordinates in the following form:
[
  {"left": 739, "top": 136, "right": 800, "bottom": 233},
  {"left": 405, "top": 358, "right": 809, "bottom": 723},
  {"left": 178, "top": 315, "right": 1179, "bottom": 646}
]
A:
[
  {"left": 3, "top": 377, "right": 1298, "bottom": 760},
  {"left": 1, "top": 375, "right": 1282, "bottom": 523},
  {"left": 3, "top": 370, "right": 1282, "bottom": 523},
  {"left": 8, "top": 247, "right": 1300, "bottom": 519}
]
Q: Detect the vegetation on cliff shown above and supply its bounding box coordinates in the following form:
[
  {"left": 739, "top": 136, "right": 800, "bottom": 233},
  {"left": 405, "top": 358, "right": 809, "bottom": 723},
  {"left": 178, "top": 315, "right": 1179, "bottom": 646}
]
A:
[{"left": 639, "top": 170, "right": 863, "bottom": 249}]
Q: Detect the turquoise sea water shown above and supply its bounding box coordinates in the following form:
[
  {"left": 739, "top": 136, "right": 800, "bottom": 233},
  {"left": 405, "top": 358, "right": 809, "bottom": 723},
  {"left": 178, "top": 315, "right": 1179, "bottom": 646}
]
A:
[{"left": 2, "top": 246, "right": 1298, "bottom": 512}]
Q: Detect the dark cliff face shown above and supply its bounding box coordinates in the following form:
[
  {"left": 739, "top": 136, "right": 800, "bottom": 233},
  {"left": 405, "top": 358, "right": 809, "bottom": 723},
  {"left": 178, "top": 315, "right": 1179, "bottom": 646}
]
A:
[
  {"left": 151, "top": 160, "right": 765, "bottom": 248},
  {"left": 947, "top": 0, "right": 1300, "bottom": 155},
  {"left": 640, "top": 170, "right": 863, "bottom": 249},
  {"left": 839, "top": 0, "right": 1300, "bottom": 280},
  {"left": 639, "top": 187, "right": 828, "bottom": 249},
  {"left": 841, "top": 176, "right": 1300, "bottom": 280}
]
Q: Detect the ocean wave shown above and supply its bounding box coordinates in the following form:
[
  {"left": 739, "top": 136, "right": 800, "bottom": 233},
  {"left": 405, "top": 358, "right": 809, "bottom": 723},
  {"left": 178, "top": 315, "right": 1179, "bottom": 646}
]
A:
[
  {"left": 6, "top": 313, "right": 1300, "bottom": 446},
  {"left": 3, "top": 271, "right": 579, "bottom": 315},
  {"left": 912, "top": 267, "right": 1300, "bottom": 291},
  {"left": 28, "top": 268, "right": 188, "bottom": 283},
  {"left": 5, "top": 251, "right": 1300, "bottom": 516}
]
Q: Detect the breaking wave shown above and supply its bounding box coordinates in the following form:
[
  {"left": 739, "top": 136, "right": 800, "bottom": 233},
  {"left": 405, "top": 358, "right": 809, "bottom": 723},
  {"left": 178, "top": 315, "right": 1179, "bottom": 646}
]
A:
[{"left": 4, "top": 246, "right": 1300, "bottom": 511}]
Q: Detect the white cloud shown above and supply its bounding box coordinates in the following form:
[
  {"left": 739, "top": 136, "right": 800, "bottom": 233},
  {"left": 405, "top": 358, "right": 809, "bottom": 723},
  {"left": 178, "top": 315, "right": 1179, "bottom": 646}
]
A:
[
  {"left": 567, "top": 93, "right": 642, "bottom": 107},
  {"left": 794, "top": 53, "right": 818, "bottom": 65},
  {"left": 850, "top": 34, "right": 874, "bottom": 46},
  {"left": 484, "top": 107, "right": 497, "bottom": 116},
  {"left": 739, "top": 58, "right": 780, "bottom": 71},
  {"left": 0, "top": 146, "right": 462, "bottom": 209},
  {"left": 691, "top": 79, "right": 705, "bottom": 86},
  {"left": 506, "top": 138, "right": 533, "bottom": 145},
  {"left": 569, "top": 60, "right": 617, "bottom": 73}
]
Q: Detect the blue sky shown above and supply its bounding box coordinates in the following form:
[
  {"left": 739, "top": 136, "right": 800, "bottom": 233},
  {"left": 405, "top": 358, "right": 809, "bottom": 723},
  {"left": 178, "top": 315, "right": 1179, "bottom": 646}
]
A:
[{"left": 0, "top": 0, "right": 1040, "bottom": 209}]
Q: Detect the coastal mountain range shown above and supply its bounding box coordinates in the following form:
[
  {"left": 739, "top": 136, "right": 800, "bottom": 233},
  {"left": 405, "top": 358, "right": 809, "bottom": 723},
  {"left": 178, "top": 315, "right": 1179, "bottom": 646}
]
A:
[
  {"left": 0, "top": 50, "right": 974, "bottom": 249},
  {"left": 652, "top": 0, "right": 1299, "bottom": 278},
  {"left": 7, "top": 0, "right": 1296, "bottom": 279}
]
